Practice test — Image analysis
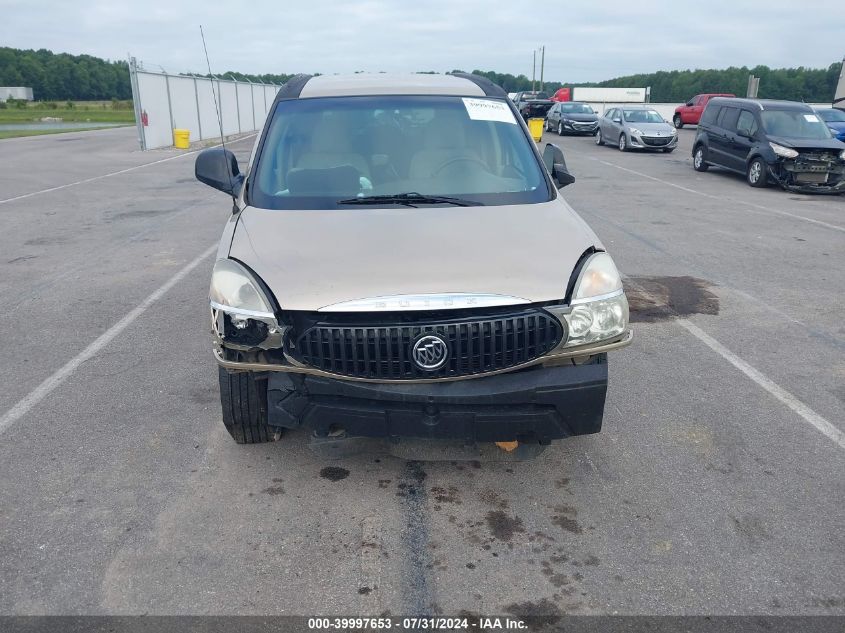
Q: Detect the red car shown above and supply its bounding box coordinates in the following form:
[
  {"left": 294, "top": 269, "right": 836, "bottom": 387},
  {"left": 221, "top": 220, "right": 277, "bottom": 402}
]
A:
[{"left": 673, "top": 93, "right": 735, "bottom": 128}]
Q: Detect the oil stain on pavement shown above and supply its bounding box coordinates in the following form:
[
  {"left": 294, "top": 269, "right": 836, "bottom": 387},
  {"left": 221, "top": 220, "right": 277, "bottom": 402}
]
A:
[{"left": 625, "top": 275, "right": 719, "bottom": 322}]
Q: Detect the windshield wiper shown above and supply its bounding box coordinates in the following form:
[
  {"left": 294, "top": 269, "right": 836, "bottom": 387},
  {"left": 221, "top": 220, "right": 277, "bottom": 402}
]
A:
[{"left": 337, "top": 192, "right": 481, "bottom": 207}]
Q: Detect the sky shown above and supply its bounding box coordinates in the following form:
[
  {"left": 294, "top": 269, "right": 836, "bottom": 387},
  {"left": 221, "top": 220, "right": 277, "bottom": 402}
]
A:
[{"left": 2, "top": 0, "right": 843, "bottom": 82}]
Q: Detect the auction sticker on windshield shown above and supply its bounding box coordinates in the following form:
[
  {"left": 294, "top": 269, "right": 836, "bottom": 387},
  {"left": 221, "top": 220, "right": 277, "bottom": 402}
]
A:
[{"left": 463, "top": 98, "right": 517, "bottom": 124}]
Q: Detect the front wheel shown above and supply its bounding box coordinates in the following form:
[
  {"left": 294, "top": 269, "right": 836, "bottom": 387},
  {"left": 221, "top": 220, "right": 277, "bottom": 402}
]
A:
[
  {"left": 673, "top": 114, "right": 683, "bottom": 129},
  {"left": 747, "top": 158, "right": 768, "bottom": 188},
  {"left": 544, "top": 119, "right": 550, "bottom": 132},
  {"left": 618, "top": 134, "right": 628, "bottom": 152},
  {"left": 693, "top": 145, "right": 709, "bottom": 172},
  {"left": 595, "top": 129, "right": 604, "bottom": 145},
  {"left": 218, "top": 367, "right": 279, "bottom": 444}
]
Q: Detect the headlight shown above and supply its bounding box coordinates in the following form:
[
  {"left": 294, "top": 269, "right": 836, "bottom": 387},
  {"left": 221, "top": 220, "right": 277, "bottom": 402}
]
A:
[
  {"left": 628, "top": 127, "right": 642, "bottom": 136},
  {"left": 209, "top": 259, "right": 274, "bottom": 317},
  {"left": 840, "top": 149, "right": 845, "bottom": 160},
  {"left": 560, "top": 253, "right": 628, "bottom": 347},
  {"left": 769, "top": 142, "right": 798, "bottom": 159}
]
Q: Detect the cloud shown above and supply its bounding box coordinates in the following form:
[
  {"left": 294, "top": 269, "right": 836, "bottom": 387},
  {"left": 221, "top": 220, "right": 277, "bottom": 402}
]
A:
[{"left": 3, "top": 0, "right": 842, "bottom": 82}]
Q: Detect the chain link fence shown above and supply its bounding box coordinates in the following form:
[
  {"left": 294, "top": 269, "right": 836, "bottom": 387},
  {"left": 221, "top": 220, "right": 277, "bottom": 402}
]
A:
[{"left": 128, "top": 57, "right": 280, "bottom": 150}]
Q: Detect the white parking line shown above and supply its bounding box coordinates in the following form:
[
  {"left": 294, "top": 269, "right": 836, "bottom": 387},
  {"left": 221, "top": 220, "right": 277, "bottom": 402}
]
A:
[
  {"left": 0, "top": 244, "right": 217, "bottom": 436},
  {"left": 581, "top": 154, "right": 845, "bottom": 234},
  {"left": 0, "top": 134, "right": 257, "bottom": 206},
  {"left": 677, "top": 319, "right": 845, "bottom": 451}
]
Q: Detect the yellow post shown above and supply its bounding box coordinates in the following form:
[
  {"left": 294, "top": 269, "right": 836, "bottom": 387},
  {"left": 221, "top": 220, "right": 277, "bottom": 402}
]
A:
[
  {"left": 173, "top": 129, "right": 191, "bottom": 149},
  {"left": 527, "top": 118, "right": 544, "bottom": 142}
]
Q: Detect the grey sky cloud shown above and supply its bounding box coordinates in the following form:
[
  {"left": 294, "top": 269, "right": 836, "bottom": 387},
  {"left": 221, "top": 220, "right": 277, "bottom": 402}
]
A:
[{"left": 3, "top": 0, "right": 842, "bottom": 82}]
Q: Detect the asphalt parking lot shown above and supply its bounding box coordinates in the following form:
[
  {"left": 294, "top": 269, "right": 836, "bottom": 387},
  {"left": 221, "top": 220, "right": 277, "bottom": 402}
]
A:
[{"left": 0, "top": 124, "right": 843, "bottom": 617}]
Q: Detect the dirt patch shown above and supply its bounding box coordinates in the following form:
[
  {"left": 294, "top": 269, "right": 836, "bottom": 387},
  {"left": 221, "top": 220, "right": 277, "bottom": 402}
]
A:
[
  {"left": 625, "top": 276, "right": 719, "bottom": 323},
  {"left": 485, "top": 510, "right": 525, "bottom": 542},
  {"left": 320, "top": 466, "right": 350, "bottom": 482}
]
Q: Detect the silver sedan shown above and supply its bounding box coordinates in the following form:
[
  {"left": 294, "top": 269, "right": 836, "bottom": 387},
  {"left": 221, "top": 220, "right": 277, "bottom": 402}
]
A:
[{"left": 595, "top": 106, "right": 678, "bottom": 153}]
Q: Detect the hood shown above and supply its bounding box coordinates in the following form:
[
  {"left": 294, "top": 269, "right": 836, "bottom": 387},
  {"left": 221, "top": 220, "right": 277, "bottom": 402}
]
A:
[
  {"left": 561, "top": 113, "right": 598, "bottom": 122},
  {"left": 228, "top": 199, "right": 602, "bottom": 312},
  {"left": 766, "top": 135, "right": 845, "bottom": 151}
]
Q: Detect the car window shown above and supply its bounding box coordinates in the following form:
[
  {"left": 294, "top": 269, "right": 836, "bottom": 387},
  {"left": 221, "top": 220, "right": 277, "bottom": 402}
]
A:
[
  {"left": 818, "top": 108, "right": 845, "bottom": 123},
  {"left": 622, "top": 109, "right": 663, "bottom": 123},
  {"left": 736, "top": 110, "right": 758, "bottom": 136},
  {"left": 717, "top": 107, "right": 740, "bottom": 132},
  {"left": 695, "top": 96, "right": 706, "bottom": 106},
  {"left": 761, "top": 110, "right": 833, "bottom": 139},
  {"left": 250, "top": 95, "right": 551, "bottom": 209},
  {"left": 559, "top": 103, "right": 594, "bottom": 114},
  {"left": 700, "top": 105, "right": 721, "bottom": 125}
]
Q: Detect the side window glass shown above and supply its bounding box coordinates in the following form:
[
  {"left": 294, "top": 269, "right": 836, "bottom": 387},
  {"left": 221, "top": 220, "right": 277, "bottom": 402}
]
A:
[
  {"left": 701, "top": 105, "right": 721, "bottom": 125},
  {"left": 736, "top": 110, "right": 758, "bottom": 137},
  {"left": 718, "top": 107, "right": 740, "bottom": 132}
]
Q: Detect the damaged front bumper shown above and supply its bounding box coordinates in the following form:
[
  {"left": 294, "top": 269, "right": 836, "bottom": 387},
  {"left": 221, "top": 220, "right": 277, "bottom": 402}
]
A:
[{"left": 768, "top": 154, "right": 845, "bottom": 194}]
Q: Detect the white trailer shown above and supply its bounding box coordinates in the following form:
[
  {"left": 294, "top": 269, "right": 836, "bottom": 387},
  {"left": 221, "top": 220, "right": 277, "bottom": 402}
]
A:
[
  {"left": 0, "top": 87, "right": 34, "bottom": 102},
  {"left": 572, "top": 87, "right": 649, "bottom": 103}
]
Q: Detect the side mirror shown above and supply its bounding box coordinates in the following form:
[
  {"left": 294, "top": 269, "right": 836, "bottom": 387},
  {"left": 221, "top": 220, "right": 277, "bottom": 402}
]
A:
[
  {"left": 543, "top": 143, "right": 575, "bottom": 189},
  {"left": 195, "top": 147, "right": 244, "bottom": 198},
  {"left": 686, "top": 101, "right": 694, "bottom": 107},
  {"left": 612, "top": 117, "right": 621, "bottom": 123}
]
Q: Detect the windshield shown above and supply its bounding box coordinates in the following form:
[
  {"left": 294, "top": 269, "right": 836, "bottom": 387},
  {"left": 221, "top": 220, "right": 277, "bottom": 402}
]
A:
[
  {"left": 623, "top": 109, "right": 664, "bottom": 123},
  {"left": 250, "top": 95, "right": 550, "bottom": 209},
  {"left": 761, "top": 110, "right": 832, "bottom": 139},
  {"left": 560, "top": 103, "right": 594, "bottom": 114},
  {"left": 817, "top": 108, "right": 845, "bottom": 123}
]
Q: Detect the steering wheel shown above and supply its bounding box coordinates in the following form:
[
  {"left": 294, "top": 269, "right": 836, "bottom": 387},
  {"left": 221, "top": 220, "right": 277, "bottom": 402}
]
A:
[{"left": 432, "top": 156, "right": 489, "bottom": 176}]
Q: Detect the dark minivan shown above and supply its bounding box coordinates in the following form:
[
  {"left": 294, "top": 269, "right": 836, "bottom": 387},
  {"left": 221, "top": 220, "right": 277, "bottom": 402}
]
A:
[{"left": 692, "top": 97, "right": 845, "bottom": 194}]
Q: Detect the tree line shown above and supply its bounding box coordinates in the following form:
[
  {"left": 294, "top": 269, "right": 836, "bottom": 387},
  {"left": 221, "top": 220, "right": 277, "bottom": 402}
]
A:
[
  {"left": 0, "top": 46, "right": 841, "bottom": 104},
  {"left": 0, "top": 47, "right": 132, "bottom": 101}
]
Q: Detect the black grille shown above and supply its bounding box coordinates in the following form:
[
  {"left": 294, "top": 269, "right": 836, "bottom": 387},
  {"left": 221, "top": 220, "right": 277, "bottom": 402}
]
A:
[
  {"left": 290, "top": 309, "right": 564, "bottom": 380},
  {"left": 641, "top": 136, "right": 672, "bottom": 146}
]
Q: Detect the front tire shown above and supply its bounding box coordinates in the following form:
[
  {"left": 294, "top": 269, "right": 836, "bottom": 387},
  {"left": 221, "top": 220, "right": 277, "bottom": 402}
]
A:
[
  {"left": 544, "top": 119, "right": 550, "bottom": 132},
  {"left": 218, "top": 367, "right": 278, "bottom": 444},
  {"left": 595, "top": 129, "right": 604, "bottom": 145},
  {"left": 557, "top": 122, "right": 564, "bottom": 136},
  {"left": 747, "top": 157, "right": 768, "bottom": 188},
  {"left": 693, "top": 145, "right": 709, "bottom": 172},
  {"left": 618, "top": 134, "right": 628, "bottom": 152},
  {"left": 673, "top": 114, "right": 683, "bottom": 129}
]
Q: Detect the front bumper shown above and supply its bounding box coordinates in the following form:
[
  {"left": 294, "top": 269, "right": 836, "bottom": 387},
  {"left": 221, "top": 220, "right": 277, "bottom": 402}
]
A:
[
  {"left": 561, "top": 120, "right": 598, "bottom": 134},
  {"left": 629, "top": 133, "right": 678, "bottom": 150},
  {"left": 767, "top": 157, "right": 845, "bottom": 195},
  {"left": 265, "top": 356, "right": 609, "bottom": 443}
]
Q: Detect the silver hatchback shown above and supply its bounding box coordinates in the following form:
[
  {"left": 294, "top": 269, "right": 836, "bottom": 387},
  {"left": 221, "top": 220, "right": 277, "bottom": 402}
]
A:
[{"left": 595, "top": 105, "right": 678, "bottom": 153}]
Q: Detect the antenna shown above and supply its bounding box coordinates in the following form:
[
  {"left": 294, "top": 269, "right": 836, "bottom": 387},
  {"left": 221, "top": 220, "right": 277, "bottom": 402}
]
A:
[{"left": 200, "top": 24, "right": 235, "bottom": 197}]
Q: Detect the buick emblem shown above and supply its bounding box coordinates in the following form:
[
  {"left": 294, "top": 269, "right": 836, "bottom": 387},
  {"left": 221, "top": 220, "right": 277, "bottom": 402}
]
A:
[{"left": 412, "top": 334, "right": 449, "bottom": 370}]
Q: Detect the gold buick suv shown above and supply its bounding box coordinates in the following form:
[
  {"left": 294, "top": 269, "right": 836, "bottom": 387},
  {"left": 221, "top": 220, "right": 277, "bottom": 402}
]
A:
[{"left": 195, "top": 72, "right": 631, "bottom": 448}]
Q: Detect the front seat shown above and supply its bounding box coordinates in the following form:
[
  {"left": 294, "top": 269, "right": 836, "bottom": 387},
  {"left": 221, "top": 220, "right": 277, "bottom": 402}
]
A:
[
  {"left": 409, "top": 112, "right": 479, "bottom": 179},
  {"left": 296, "top": 115, "right": 370, "bottom": 178}
]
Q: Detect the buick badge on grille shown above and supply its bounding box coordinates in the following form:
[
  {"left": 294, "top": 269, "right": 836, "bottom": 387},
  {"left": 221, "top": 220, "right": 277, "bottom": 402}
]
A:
[{"left": 412, "top": 334, "right": 449, "bottom": 370}]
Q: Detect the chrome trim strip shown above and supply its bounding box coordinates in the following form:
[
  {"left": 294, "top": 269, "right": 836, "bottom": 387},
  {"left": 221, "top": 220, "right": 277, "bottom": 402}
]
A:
[
  {"left": 569, "top": 288, "right": 625, "bottom": 305},
  {"left": 213, "top": 330, "right": 633, "bottom": 383},
  {"left": 318, "top": 293, "right": 532, "bottom": 313},
  {"left": 209, "top": 300, "right": 276, "bottom": 320}
]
